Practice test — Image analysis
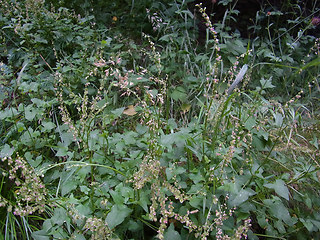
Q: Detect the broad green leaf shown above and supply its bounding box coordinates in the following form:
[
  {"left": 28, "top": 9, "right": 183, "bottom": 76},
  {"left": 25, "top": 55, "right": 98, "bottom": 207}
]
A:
[
  {"left": 106, "top": 204, "right": 132, "bottom": 229},
  {"left": 264, "top": 179, "right": 290, "bottom": 201},
  {"left": 164, "top": 223, "right": 181, "bottom": 240},
  {"left": 42, "top": 121, "right": 56, "bottom": 132},
  {"left": 136, "top": 124, "right": 148, "bottom": 135},
  {"left": 111, "top": 107, "right": 125, "bottom": 117},
  {"left": 62, "top": 66, "right": 72, "bottom": 72},
  {"left": 189, "top": 196, "right": 203, "bottom": 208},
  {"left": 167, "top": 118, "right": 177, "bottom": 129},
  {"left": 311, "top": 219, "right": 320, "bottom": 230},
  {"left": 51, "top": 208, "right": 68, "bottom": 226},
  {"left": 123, "top": 131, "right": 137, "bottom": 145},
  {"left": 31, "top": 230, "right": 50, "bottom": 240},
  {"left": 257, "top": 129, "right": 269, "bottom": 141},
  {"left": 34, "top": 35, "right": 48, "bottom": 44},
  {"left": 276, "top": 220, "right": 286, "bottom": 234},
  {"left": 264, "top": 198, "right": 294, "bottom": 226},
  {"left": 71, "top": 233, "right": 86, "bottom": 240},
  {"left": 252, "top": 135, "right": 265, "bottom": 151},
  {"left": 0, "top": 108, "right": 18, "bottom": 120},
  {"left": 171, "top": 86, "right": 187, "bottom": 101},
  {"left": 61, "top": 181, "right": 77, "bottom": 196},
  {"left": 138, "top": 190, "right": 150, "bottom": 213},
  {"left": 25, "top": 105, "right": 37, "bottom": 121},
  {"left": 80, "top": 185, "right": 90, "bottom": 194},
  {"left": 260, "top": 77, "right": 275, "bottom": 89},
  {"left": 101, "top": 37, "right": 112, "bottom": 47},
  {"left": 273, "top": 113, "right": 283, "bottom": 127},
  {"left": 244, "top": 117, "right": 256, "bottom": 130},
  {"left": 31, "top": 98, "right": 47, "bottom": 107},
  {"left": 25, "top": 152, "right": 42, "bottom": 168},
  {"left": 166, "top": 167, "right": 174, "bottom": 180},
  {"left": 60, "top": 132, "right": 74, "bottom": 147},
  {"left": 120, "top": 186, "right": 134, "bottom": 202},
  {"left": 42, "top": 219, "right": 53, "bottom": 231},
  {"left": 257, "top": 214, "right": 268, "bottom": 229},
  {"left": 128, "top": 220, "right": 142, "bottom": 232},
  {"left": 230, "top": 188, "right": 256, "bottom": 206},
  {"left": 0, "top": 144, "right": 14, "bottom": 158},
  {"left": 55, "top": 147, "right": 68, "bottom": 157},
  {"left": 310, "top": 136, "right": 319, "bottom": 149},
  {"left": 20, "top": 82, "right": 39, "bottom": 93},
  {"left": 189, "top": 172, "right": 204, "bottom": 184},
  {"left": 110, "top": 190, "right": 124, "bottom": 205},
  {"left": 300, "top": 218, "right": 314, "bottom": 232},
  {"left": 76, "top": 203, "right": 92, "bottom": 217}
]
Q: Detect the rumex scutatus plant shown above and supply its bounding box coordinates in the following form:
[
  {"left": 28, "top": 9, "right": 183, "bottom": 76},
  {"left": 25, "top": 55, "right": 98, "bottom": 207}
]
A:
[{"left": 1, "top": 0, "right": 320, "bottom": 239}]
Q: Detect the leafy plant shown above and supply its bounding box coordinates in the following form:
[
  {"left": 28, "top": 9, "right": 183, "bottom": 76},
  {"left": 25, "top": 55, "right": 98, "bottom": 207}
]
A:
[{"left": 0, "top": 0, "right": 319, "bottom": 239}]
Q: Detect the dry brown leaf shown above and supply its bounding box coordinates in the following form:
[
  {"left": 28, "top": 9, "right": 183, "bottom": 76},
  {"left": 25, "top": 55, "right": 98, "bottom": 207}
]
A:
[{"left": 123, "top": 105, "right": 137, "bottom": 116}]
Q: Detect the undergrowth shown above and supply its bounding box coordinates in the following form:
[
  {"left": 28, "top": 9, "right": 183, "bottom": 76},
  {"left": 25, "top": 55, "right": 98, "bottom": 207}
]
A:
[{"left": 0, "top": 0, "right": 319, "bottom": 239}]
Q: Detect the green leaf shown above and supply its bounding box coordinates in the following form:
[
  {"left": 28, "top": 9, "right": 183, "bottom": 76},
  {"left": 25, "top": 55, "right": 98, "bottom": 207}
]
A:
[
  {"left": 260, "top": 77, "right": 275, "bottom": 89},
  {"left": 276, "top": 220, "right": 286, "bottom": 233},
  {"left": 300, "top": 218, "right": 314, "bottom": 232},
  {"left": 61, "top": 180, "right": 77, "bottom": 196},
  {"left": 264, "top": 179, "right": 290, "bottom": 201},
  {"left": 60, "top": 132, "right": 74, "bottom": 147},
  {"left": 31, "top": 230, "right": 50, "bottom": 240},
  {"left": 264, "top": 198, "right": 294, "bottom": 226},
  {"left": 189, "top": 172, "right": 204, "bottom": 184},
  {"left": 25, "top": 105, "right": 37, "bottom": 121},
  {"left": 189, "top": 196, "right": 203, "bottom": 208},
  {"left": 257, "top": 214, "right": 268, "bottom": 229},
  {"left": 128, "top": 220, "right": 142, "bottom": 232},
  {"left": 310, "top": 136, "right": 319, "bottom": 149},
  {"left": 25, "top": 152, "right": 42, "bottom": 168},
  {"left": 76, "top": 203, "right": 92, "bottom": 217},
  {"left": 138, "top": 190, "right": 150, "bottom": 213},
  {"left": 252, "top": 135, "right": 266, "bottom": 151},
  {"left": 80, "top": 185, "right": 90, "bottom": 194},
  {"left": 101, "top": 37, "right": 112, "bottom": 47},
  {"left": 171, "top": 86, "right": 187, "bottom": 101},
  {"left": 111, "top": 107, "right": 125, "bottom": 117},
  {"left": 273, "top": 113, "right": 283, "bottom": 127},
  {"left": 110, "top": 190, "right": 124, "bottom": 205},
  {"left": 166, "top": 167, "right": 174, "bottom": 180},
  {"left": 0, "top": 108, "right": 18, "bottom": 120},
  {"left": 257, "top": 129, "right": 269, "bottom": 141},
  {"left": 0, "top": 144, "right": 14, "bottom": 158},
  {"left": 51, "top": 208, "right": 68, "bottom": 226},
  {"left": 106, "top": 204, "right": 133, "bottom": 229},
  {"left": 244, "top": 117, "right": 256, "bottom": 130},
  {"left": 55, "top": 147, "right": 68, "bottom": 157},
  {"left": 230, "top": 188, "right": 256, "bottom": 206},
  {"left": 311, "top": 219, "right": 320, "bottom": 231},
  {"left": 164, "top": 223, "right": 181, "bottom": 240},
  {"left": 71, "top": 232, "right": 86, "bottom": 240},
  {"left": 62, "top": 66, "right": 72, "bottom": 72},
  {"left": 167, "top": 118, "right": 178, "bottom": 130},
  {"left": 136, "top": 124, "right": 148, "bottom": 135},
  {"left": 42, "top": 121, "right": 56, "bottom": 132}
]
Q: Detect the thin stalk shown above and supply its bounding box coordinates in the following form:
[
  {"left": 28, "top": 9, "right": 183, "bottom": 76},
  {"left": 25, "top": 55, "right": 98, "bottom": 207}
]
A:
[{"left": 39, "top": 161, "right": 125, "bottom": 176}]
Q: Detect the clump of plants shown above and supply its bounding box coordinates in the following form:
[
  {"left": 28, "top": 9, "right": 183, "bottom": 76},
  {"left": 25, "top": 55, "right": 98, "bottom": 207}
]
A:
[{"left": 0, "top": 0, "right": 319, "bottom": 239}]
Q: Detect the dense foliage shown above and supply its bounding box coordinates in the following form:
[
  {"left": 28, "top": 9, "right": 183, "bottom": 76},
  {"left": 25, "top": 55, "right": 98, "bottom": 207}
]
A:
[{"left": 0, "top": 0, "right": 319, "bottom": 239}]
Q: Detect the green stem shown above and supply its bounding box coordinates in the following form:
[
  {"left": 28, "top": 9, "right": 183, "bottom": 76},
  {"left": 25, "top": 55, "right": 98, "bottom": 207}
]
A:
[{"left": 39, "top": 161, "right": 125, "bottom": 176}]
